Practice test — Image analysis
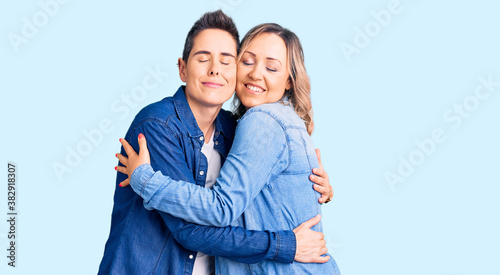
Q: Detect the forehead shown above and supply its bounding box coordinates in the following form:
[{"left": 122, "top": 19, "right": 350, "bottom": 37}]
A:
[
  {"left": 190, "top": 29, "right": 237, "bottom": 56},
  {"left": 244, "top": 33, "right": 287, "bottom": 60}
]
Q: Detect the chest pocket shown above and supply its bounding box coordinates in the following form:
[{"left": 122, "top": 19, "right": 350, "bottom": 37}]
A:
[{"left": 283, "top": 128, "right": 317, "bottom": 174}]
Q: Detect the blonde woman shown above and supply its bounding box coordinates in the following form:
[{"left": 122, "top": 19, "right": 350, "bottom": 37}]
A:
[{"left": 118, "top": 23, "right": 340, "bottom": 274}]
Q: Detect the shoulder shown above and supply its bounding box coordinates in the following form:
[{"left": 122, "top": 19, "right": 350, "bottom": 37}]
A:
[
  {"left": 242, "top": 102, "right": 300, "bottom": 129},
  {"left": 217, "top": 108, "right": 237, "bottom": 137},
  {"left": 128, "top": 97, "right": 183, "bottom": 137},
  {"left": 135, "top": 97, "right": 176, "bottom": 124},
  {"left": 238, "top": 103, "right": 288, "bottom": 135}
]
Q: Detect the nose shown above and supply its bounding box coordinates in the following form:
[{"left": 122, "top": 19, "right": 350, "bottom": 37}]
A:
[
  {"left": 209, "top": 62, "right": 219, "bottom": 76},
  {"left": 248, "top": 65, "right": 262, "bottom": 80}
]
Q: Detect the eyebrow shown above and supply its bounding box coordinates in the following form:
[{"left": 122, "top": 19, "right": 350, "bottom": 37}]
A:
[
  {"left": 221, "top": 52, "right": 236, "bottom": 58},
  {"left": 245, "top": 51, "right": 282, "bottom": 65},
  {"left": 193, "top": 50, "right": 211, "bottom": 56},
  {"left": 193, "top": 50, "right": 236, "bottom": 59}
]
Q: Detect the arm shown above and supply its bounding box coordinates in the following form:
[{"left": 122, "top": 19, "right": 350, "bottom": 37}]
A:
[
  {"left": 160, "top": 212, "right": 295, "bottom": 264},
  {"left": 124, "top": 119, "right": 295, "bottom": 263},
  {"left": 127, "top": 111, "right": 290, "bottom": 227}
]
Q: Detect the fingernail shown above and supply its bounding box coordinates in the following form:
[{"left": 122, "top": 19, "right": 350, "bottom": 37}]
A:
[
  {"left": 139, "top": 133, "right": 144, "bottom": 139},
  {"left": 119, "top": 138, "right": 122, "bottom": 142},
  {"left": 115, "top": 153, "right": 118, "bottom": 157},
  {"left": 119, "top": 183, "right": 122, "bottom": 187},
  {"left": 115, "top": 166, "right": 117, "bottom": 170}
]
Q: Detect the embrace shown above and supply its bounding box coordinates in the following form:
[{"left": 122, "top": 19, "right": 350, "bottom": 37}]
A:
[{"left": 99, "top": 10, "right": 340, "bottom": 275}]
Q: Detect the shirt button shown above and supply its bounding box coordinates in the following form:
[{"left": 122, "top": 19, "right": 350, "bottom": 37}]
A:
[
  {"left": 199, "top": 171, "right": 205, "bottom": 176},
  {"left": 199, "top": 136, "right": 204, "bottom": 141},
  {"left": 189, "top": 254, "right": 194, "bottom": 259},
  {"left": 215, "top": 141, "right": 219, "bottom": 146}
]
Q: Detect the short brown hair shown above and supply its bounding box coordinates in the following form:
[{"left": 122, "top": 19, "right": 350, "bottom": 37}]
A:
[{"left": 182, "top": 10, "right": 240, "bottom": 62}]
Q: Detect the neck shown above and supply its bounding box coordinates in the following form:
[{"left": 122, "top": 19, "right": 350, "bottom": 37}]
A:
[
  {"left": 192, "top": 106, "right": 219, "bottom": 143},
  {"left": 186, "top": 98, "right": 221, "bottom": 144}
]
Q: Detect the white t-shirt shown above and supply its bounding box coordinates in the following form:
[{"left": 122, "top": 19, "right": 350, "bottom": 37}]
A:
[{"left": 192, "top": 128, "right": 222, "bottom": 275}]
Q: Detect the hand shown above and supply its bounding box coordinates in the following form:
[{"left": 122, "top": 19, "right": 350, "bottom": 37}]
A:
[
  {"left": 293, "top": 214, "right": 330, "bottom": 263},
  {"left": 115, "top": 133, "right": 151, "bottom": 187},
  {"left": 310, "top": 149, "right": 333, "bottom": 204}
]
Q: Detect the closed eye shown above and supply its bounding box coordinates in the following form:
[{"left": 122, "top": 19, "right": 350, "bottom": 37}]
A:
[{"left": 267, "top": 68, "right": 277, "bottom": 72}]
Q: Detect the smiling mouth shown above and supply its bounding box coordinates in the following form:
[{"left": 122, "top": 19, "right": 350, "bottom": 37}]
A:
[
  {"left": 202, "top": 82, "right": 223, "bottom": 88},
  {"left": 245, "top": 84, "right": 265, "bottom": 94}
]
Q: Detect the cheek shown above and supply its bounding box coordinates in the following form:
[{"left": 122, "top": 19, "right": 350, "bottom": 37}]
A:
[
  {"left": 227, "top": 66, "right": 237, "bottom": 83},
  {"left": 187, "top": 66, "right": 204, "bottom": 81},
  {"left": 268, "top": 76, "right": 288, "bottom": 97},
  {"left": 235, "top": 85, "right": 245, "bottom": 98},
  {"left": 220, "top": 65, "right": 236, "bottom": 81},
  {"left": 236, "top": 65, "right": 248, "bottom": 82}
]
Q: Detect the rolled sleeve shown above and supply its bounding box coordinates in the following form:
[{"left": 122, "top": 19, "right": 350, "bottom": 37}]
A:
[
  {"left": 273, "top": 230, "right": 297, "bottom": 263},
  {"left": 130, "top": 164, "right": 154, "bottom": 195}
]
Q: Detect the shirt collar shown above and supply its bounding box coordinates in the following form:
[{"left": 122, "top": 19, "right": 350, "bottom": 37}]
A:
[
  {"left": 214, "top": 107, "right": 235, "bottom": 141},
  {"left": 280, "top": 95, "right": 293, "bottom": 108},
  {"left": 173, "top": 86, "right": 203, "bottom": 138},
  {"left": 173, "top": 86, "right": 234, "bottom": 141}
]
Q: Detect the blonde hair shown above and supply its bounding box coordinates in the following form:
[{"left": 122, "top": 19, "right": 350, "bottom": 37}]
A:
[{"left": 232, "top": 23, "right": 314, "bottom": 135}]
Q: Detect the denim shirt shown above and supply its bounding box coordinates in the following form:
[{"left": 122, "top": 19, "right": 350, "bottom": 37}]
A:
[
  {"left": 98, "top": 86, "right": 296, "bottom": 275},
  {"left": 130, "top": 99, "right": 341, "bottom": 275}
]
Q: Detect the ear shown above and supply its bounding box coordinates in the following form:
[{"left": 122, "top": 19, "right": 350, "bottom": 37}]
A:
[
  {"left": 285, "top": 77, "right": 292, "bottom": 91},
  {"left": 178, "top": 58, "right": 187, "bottom": 83}
]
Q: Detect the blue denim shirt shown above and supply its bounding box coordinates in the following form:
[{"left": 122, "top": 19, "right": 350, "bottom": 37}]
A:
[
  {"left": 130, "top": 99, "right": 341, "bottom": 274},
  {"left": 98, "top": 86, "right": 296, "bottom": 275}
]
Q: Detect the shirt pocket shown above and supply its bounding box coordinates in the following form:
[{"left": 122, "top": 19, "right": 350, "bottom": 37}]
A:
[{"left": 283, "top": 128, "right": 318, "bottom": 174}]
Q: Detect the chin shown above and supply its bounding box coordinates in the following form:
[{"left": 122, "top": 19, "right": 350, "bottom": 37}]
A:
[{"left": 241, "top": 99, "right": 260, "bottom": 109}]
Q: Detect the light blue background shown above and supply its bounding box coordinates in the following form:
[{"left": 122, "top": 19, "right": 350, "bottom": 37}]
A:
[{"left": 1, "top": 0, "right": 499, "bottom": 274}]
